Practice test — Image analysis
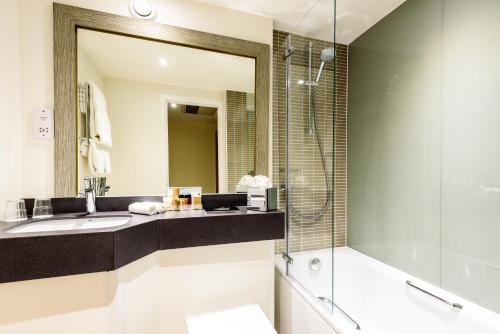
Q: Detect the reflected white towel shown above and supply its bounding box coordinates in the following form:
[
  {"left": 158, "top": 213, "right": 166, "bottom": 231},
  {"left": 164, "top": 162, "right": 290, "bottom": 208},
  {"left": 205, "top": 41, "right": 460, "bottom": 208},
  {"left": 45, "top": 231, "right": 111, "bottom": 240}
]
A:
[
  {"left": 88, "top": 140, "right": 112, "bottom": 176},
  {"left": 129, "top": 202, "right": 166, "bottom": 215},
  {"left": 236, "top": 175, "right": 254, "bottom": 192},
  {"left": 254, "top": 175, "right": 272, "bottom": 188},
  {"left": 236, "top": 175, "right": 272, "bottom": 192},
  {"left": 88, "top": 81, "right": 112, "bottom": 148},
  {"left": 80, "top": 140, "right": 90, "bottom": 158},
  {"left": 238, "top": 175, "right": 255, "bottom": 187}
]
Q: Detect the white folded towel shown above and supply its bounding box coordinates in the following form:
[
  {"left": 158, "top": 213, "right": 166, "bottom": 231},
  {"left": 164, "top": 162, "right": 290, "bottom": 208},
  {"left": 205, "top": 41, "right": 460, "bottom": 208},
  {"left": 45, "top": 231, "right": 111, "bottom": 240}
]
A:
[
  {"left": 254, "top": 175, "right": 272, "bottom": 188},
  {"left": 236, "top": 175, "right": 272, "bottom": 192},
  {"left": 129, "top": 202, "right": 166, "bottom": 215},
  {"left": 154, "top": 202, "right": 166, "bottom": 214},
  {"left": 236, "top": 175, "right": 254, "bottom": 192},
  {"left": 88, "top": 81, "right": 112, "bottom": 148},
  {"left": 80, "top": 140, "right": 90, "bottom": 158},
  {"left": 238, "top": 175, "right": 255, "bottom": 187},
  {"left": 88, "top": 140, "right": 112, "bottom": 176}
]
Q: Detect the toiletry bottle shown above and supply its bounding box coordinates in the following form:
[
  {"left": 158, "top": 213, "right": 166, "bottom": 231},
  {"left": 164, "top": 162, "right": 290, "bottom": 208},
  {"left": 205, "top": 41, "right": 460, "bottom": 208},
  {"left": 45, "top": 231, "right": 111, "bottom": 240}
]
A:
[
  {"left": 179, "top": 195, "right": 189, "bottom": 207},
  {"left": 192, "top": 192, "right": 202, "bottom": 209},
  {"left": 163, "top": 188, "right": 173, "bottom": 211},
  {"left": 171, "top": 187, "right": 180, "bottom": 210}
]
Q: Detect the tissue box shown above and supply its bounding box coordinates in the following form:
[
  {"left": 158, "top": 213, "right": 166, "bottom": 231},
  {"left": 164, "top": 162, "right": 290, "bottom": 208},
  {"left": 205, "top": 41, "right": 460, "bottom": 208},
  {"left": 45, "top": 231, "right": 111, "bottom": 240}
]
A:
[
  {"left": 248, "top": 187, "right": 277, "bottom": 212},
  {"left": 202, "top": 193, "right": 247, "bottom": 211}
]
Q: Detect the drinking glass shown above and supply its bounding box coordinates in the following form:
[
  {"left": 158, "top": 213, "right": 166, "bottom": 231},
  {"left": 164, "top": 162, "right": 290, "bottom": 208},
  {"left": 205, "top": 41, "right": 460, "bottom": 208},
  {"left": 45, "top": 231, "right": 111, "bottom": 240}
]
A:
[
  {"left": 32, "top": 198, "right": 53, "bottom": 219},
  {"left": 3, "top": 200, "right": 28, "bottom": 222}
]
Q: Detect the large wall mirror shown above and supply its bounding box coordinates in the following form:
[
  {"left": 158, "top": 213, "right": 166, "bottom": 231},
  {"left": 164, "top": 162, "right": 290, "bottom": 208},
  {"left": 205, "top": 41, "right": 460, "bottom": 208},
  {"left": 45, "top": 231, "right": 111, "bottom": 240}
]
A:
[
  {"left": 77, "top": 29, "right": 256, "bottom": 195},
  {"left": 54, "top": 4, "right": 269, "bottom": 197}
]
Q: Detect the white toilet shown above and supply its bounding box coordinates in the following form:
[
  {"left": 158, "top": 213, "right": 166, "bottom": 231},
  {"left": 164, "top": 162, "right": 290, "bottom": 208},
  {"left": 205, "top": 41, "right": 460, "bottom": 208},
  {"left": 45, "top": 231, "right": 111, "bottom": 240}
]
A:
[{"left": 186, "top": 304, "right": 277, "bottom": 334}]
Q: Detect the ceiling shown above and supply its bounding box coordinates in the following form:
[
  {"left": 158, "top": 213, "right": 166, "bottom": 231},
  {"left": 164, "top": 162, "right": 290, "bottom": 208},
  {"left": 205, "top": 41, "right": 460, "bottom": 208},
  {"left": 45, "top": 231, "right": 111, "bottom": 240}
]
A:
[
  {"left": 191, "top": 0, "right": 407, "bottom": 44},
  {"left": 78, "top": 29, "right": 255, "bottom": 93}
]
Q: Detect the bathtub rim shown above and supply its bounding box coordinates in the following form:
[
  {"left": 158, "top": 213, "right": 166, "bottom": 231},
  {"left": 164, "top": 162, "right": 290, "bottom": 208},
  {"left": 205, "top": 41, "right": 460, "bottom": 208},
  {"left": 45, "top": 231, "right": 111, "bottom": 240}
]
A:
[{"left": 275, "top": 246, "right": 500, "bottom": 334}]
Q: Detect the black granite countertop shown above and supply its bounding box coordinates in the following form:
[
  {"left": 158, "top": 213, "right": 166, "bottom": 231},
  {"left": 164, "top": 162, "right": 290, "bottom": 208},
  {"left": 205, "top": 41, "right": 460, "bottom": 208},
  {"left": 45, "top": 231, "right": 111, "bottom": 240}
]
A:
[{"left": 0, "top": 201, "right": 284, "bottom": 283}]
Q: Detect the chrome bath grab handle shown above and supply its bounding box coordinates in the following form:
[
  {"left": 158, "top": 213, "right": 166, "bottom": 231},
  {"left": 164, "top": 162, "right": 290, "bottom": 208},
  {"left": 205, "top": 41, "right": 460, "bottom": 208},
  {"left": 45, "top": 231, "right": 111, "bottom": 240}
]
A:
[
  {"left": 406, "top": 280, "right": 463, "bottom": 310},
  {"left": 318, "top": 297, "right": 361, "bottom": 330}
]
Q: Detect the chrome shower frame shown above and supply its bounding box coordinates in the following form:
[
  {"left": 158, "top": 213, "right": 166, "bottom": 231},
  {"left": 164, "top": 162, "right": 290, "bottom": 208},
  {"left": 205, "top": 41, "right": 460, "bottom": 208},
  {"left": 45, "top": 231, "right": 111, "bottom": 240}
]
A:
[{"left": 282, "top": 35, "right": 294, "bottom": 272}]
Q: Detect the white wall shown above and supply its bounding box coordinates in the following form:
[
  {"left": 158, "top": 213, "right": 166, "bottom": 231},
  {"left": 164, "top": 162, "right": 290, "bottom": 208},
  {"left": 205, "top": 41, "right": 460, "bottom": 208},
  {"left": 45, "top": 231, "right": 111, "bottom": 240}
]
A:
[
  {"left": 77, "top": 48, "right": 105, "bottom": 91},
  {"left": 0, "top": 0, "right": 23, "bottom": 217},
  {"left": 0, "top": 241, "right": 275, "bottom": 334},
  {"left": 9, "top": 0, "right": 272, "bottom": 200},
  {"left": 102, "top": 77, "right": 225, "bottom": 196}
]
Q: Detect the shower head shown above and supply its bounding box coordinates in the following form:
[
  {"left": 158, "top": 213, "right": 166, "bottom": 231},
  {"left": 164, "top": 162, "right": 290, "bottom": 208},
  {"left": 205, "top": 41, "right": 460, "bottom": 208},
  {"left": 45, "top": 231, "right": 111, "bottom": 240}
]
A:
[
  {"left": 320, "top": 47, "right": 336, "bottom": 62},
  {"left": 315, "top": 47, "right": 336, "bottom": 83}
]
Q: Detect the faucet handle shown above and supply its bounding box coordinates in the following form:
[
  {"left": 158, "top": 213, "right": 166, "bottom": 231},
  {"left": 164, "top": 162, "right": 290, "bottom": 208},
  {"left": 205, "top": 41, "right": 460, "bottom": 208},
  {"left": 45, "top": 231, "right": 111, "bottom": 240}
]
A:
[{"left": 83, "top": 177, "right": 96, "bottom": 191}]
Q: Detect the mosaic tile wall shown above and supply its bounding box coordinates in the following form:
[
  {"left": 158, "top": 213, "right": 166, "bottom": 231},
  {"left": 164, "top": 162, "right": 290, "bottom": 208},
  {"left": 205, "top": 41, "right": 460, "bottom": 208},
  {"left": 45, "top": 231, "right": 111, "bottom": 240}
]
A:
[
  {"left": 273, "top": 30, "right": 348, "bottom": 253},
  {"left": 226, "top": 91, "right": 255, "bottom": 192}
]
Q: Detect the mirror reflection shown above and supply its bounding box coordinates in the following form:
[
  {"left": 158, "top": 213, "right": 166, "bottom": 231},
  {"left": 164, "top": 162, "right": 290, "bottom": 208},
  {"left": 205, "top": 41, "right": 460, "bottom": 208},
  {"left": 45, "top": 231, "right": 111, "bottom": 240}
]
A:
[{"left": 76, "top": 28, "right": 255, "bottom": 196}]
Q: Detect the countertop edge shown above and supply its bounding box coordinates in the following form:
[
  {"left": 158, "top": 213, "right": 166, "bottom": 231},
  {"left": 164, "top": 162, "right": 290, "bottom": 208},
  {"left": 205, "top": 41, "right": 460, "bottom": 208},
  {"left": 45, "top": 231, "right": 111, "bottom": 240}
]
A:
[{"left": 0, "top": 210, "right": 285, "bottom": 283}]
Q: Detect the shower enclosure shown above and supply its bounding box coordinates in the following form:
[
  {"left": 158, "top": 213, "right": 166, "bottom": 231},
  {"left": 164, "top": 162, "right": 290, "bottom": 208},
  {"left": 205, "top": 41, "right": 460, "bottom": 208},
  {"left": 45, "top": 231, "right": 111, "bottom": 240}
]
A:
[
  {"left": 281, "top": 32, "right": 336, "bottom": 299},
  {"left": 275, "top": 0, "right": 500, "bottom": 333},
  {"left": 273, "top": 0, "right": 346, "bottom": 325},
  {"left": 274, "top": 17, "right": 361, "bottom": 331}
]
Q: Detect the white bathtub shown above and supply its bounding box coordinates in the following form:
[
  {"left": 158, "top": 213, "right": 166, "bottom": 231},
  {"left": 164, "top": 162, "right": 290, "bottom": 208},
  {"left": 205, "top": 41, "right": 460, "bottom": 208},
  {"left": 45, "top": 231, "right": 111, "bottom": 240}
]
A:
[{"left": 275, "top": 247, "right": 500, "bottom": 334}]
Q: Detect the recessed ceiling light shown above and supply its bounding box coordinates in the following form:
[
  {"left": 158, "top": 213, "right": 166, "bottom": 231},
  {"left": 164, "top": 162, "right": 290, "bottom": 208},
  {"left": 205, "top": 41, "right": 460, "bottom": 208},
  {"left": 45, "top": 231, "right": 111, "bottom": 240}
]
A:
[
  {"left": 129, "top": 0, "right": 157, "bottom": 21},
  {"left": 170, "top": 103, "right": 177, "bottom": 108},
  {"left": 159, "top": 57, "right": 168, "bottom": 67},
  {"left": 297, "top": 79, "right": 305, "bottom": 85}
]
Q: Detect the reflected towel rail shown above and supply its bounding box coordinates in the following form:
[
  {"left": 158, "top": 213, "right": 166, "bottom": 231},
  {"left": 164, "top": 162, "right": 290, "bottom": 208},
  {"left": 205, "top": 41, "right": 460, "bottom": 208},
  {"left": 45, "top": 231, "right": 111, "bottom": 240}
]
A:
[
  {"left": 406, "top": 280, "right": 463, "bottom": 309},
  {"left": 318, "top": 296, "right": 361, "bottom": 330},
  {"left": 78, "top": 82, "right": 91, "bottom": 146}
]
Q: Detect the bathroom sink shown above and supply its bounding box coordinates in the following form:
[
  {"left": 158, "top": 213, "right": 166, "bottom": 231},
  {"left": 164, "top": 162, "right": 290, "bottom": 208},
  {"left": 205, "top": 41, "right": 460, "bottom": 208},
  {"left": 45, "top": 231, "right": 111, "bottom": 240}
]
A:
[{"left": 5, "top": 215, "right": 132, "bottom": 233}]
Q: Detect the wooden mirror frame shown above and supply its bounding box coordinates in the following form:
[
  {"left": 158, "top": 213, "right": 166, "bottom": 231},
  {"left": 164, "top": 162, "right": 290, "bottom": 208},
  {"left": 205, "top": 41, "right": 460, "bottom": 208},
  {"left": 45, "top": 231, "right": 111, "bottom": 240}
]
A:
[{"left": 53, "top": 3, "right": 270, "bottom": 196}]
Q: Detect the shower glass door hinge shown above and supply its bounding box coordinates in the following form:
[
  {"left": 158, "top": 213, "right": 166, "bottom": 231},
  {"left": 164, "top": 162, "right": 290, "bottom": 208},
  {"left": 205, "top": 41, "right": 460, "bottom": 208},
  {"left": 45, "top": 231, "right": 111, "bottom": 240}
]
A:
[
  {"left": 283, "top": 46, "right": 295, "bottom": 60},
  {"left": 282, "top": 253, "right": 294, "bottom": 265}
]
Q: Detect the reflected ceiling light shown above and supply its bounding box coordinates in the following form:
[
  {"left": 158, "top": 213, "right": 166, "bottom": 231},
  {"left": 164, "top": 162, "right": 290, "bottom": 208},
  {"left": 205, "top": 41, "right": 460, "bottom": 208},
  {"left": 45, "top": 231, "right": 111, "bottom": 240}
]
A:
[
  {"left": 170, "top": 103, "right": 177, "bottom": 108},
  {"left": 129, "top": 0, "right": 157, "bottom": 21},
  {"left": 158, "top": 57, "right": 168, "bottom": 67}
]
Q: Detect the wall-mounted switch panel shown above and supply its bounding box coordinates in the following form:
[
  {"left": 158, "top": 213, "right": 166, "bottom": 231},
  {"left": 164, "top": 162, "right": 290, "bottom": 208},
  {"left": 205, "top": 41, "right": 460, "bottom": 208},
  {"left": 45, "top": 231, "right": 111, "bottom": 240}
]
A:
[{"left": 33, "top": 108, "right": 54, "bottom": 139}]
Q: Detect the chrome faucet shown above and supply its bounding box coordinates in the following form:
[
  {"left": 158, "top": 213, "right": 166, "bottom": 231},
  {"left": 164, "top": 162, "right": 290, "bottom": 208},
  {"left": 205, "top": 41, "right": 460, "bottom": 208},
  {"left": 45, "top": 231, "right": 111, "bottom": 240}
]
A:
[{"left": 83, "top": 177, "right": 97, "bottom": 214}]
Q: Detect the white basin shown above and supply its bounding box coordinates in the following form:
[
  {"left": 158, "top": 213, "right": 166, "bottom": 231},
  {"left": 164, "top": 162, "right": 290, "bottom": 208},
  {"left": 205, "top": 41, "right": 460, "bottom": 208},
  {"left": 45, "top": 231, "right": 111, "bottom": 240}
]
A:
[{"left": 5, "top": 215, "right": 131, "bottom": 233}]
